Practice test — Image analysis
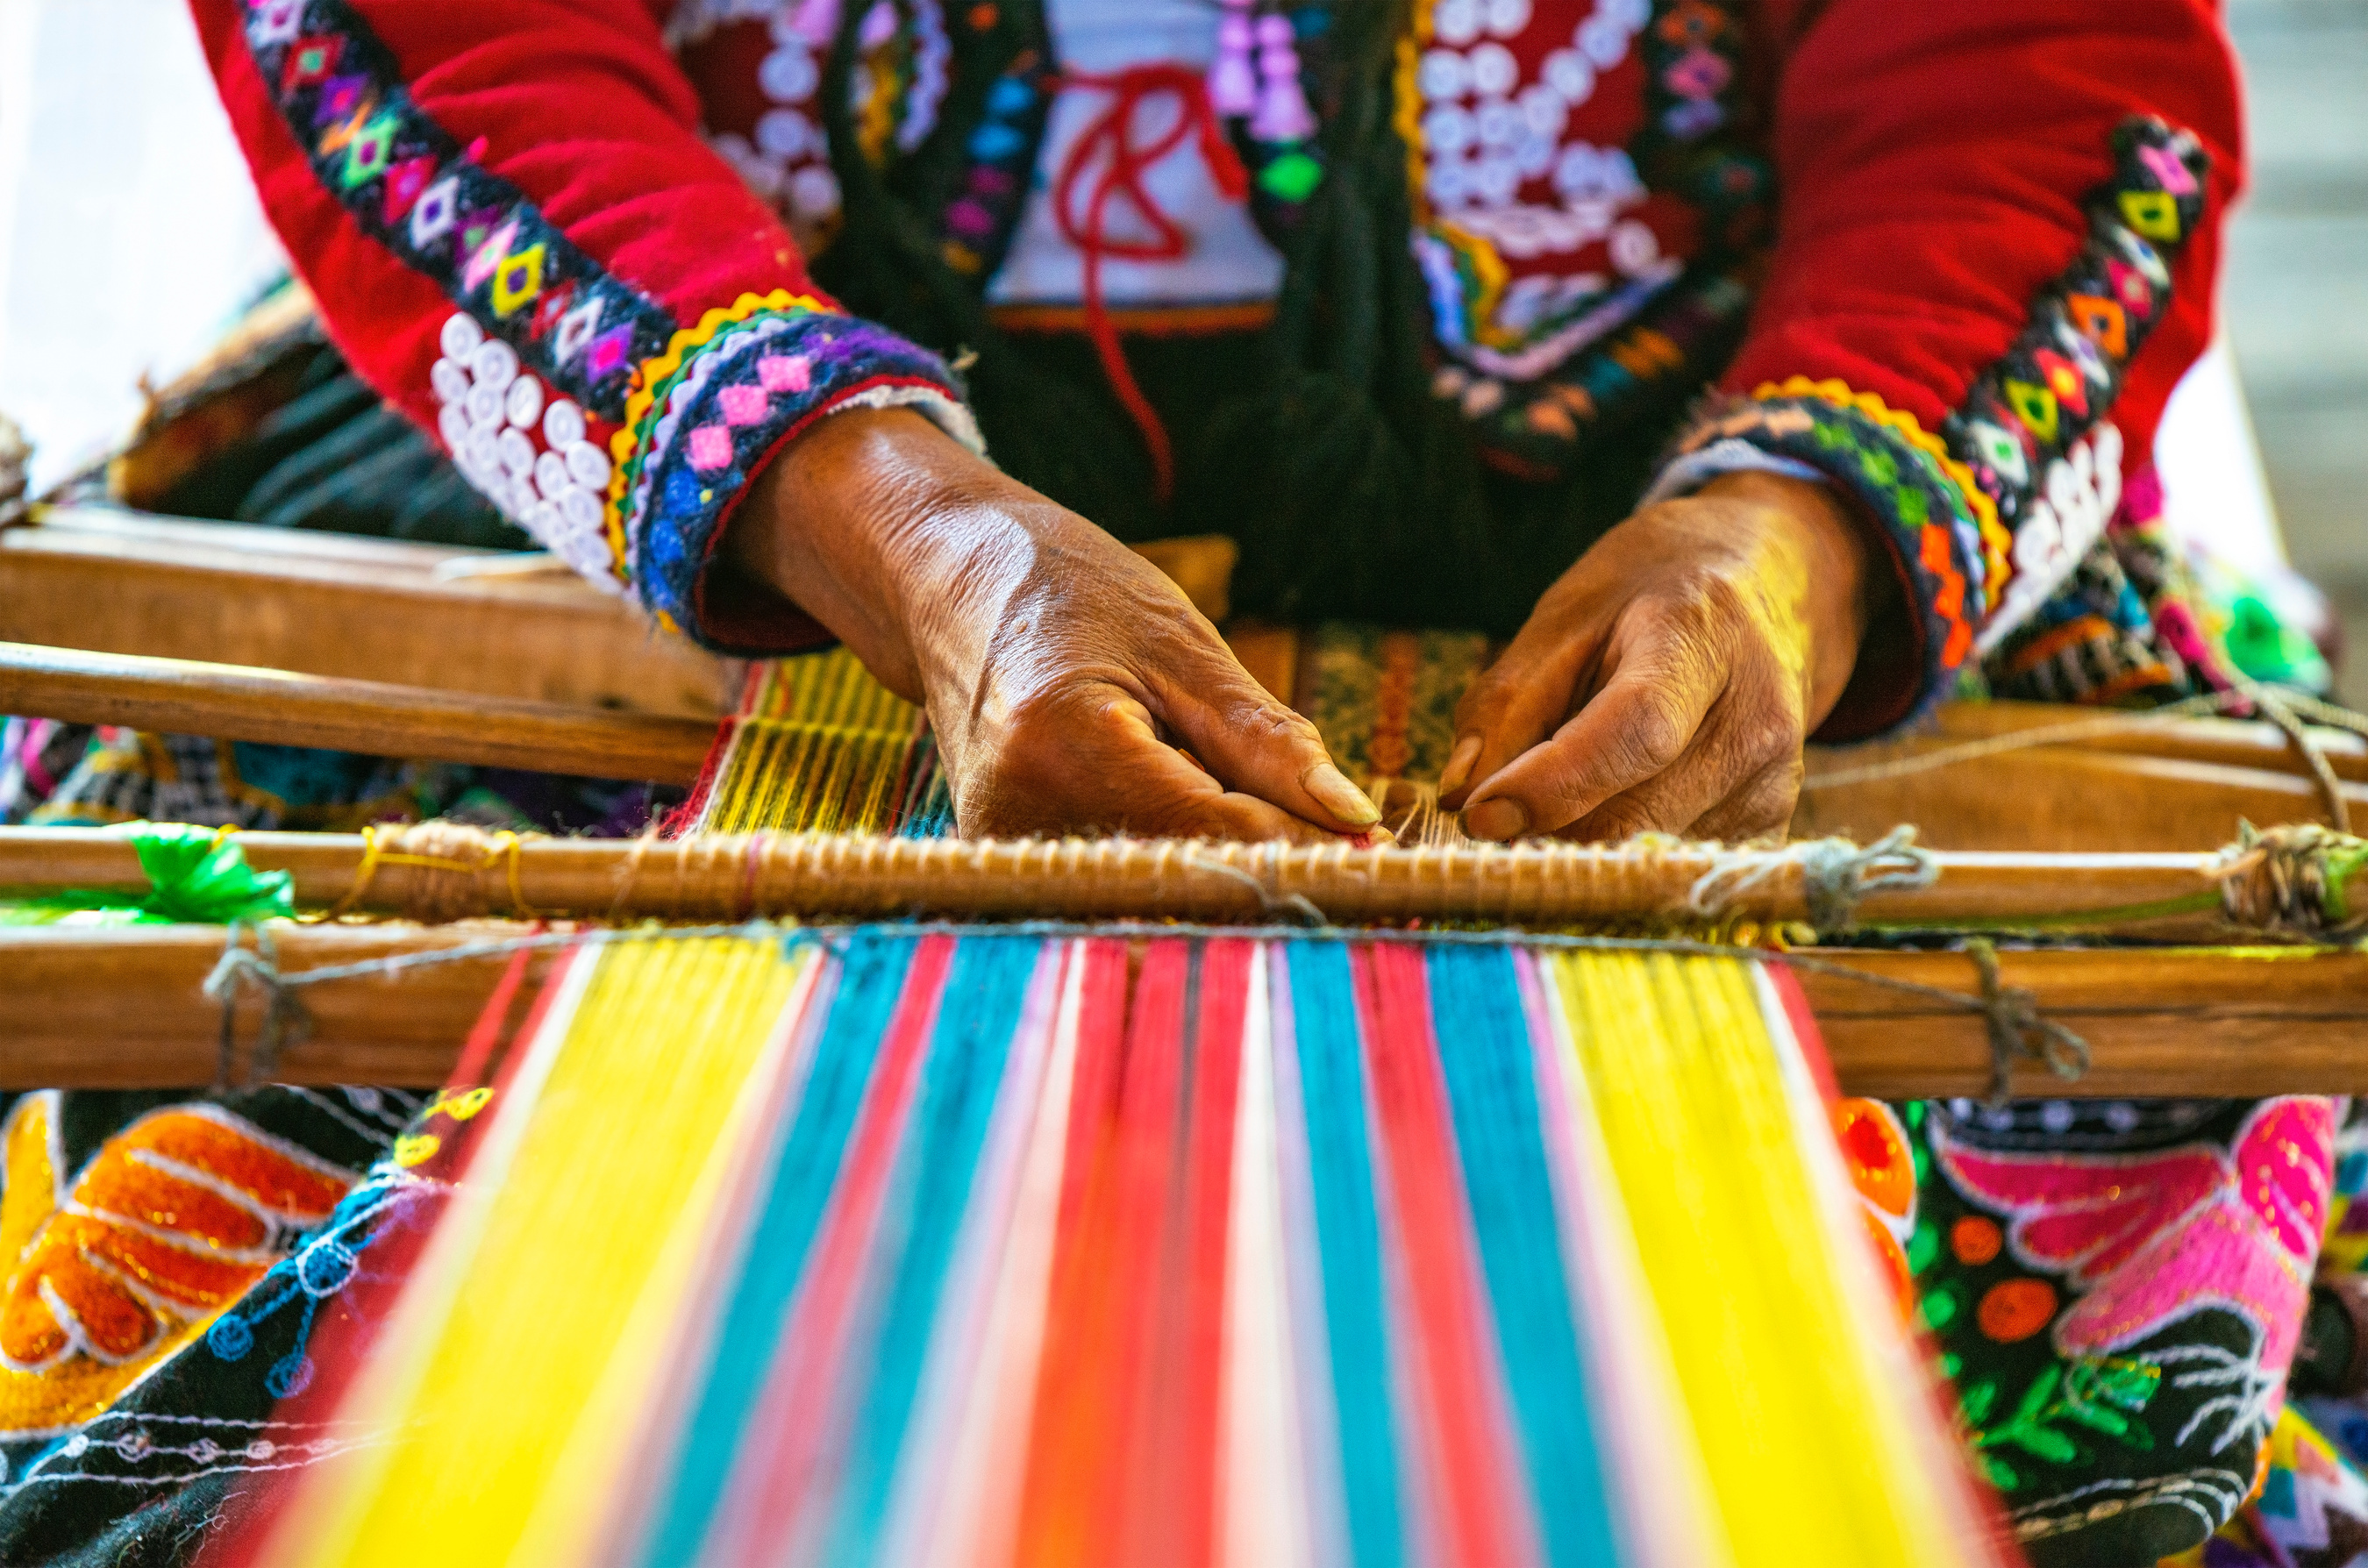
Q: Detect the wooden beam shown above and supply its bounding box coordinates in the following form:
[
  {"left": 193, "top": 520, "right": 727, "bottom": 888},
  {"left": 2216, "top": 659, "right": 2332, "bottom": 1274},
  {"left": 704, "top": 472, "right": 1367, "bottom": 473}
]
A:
[
  {"left": 0, "top": 824, "right": 2276, "bottom": 930},
  {"left": 6, "top": 923, "right": 2361, "bottom": 1097},
  {"left": 0, "top": 642, "right": 715, "bottom": 783},
  {"left": 1932, "top": 696, "right": 2368, "bottom": 785},
  {"left": 1794, "top": 743, "right": 2362, "bottom": 852},
  {"left": 2, "top": 506, "right": 734, "bottom": 719}
]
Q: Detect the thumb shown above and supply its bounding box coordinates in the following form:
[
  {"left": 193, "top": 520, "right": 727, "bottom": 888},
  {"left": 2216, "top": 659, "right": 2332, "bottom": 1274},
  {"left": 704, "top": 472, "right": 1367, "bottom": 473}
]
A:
[{"left": 1150, "top": 654, "right": 1381, "bottom": 836}]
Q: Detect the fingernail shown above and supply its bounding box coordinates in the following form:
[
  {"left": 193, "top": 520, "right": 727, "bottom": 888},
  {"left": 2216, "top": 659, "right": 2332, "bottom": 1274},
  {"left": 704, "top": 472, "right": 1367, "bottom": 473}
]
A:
[
  {"left": 1350, "top": 823, "right": 1397, "bottom": 849},
  {"left": 1464, "top": 797, "right": 1529, "bottom": 842},
  {"left": 1437, "top": 735, "right": 1482, "bottom": 796},
  {"left": 1302, "top": 762, "right": 1381, "bottom": 826}
]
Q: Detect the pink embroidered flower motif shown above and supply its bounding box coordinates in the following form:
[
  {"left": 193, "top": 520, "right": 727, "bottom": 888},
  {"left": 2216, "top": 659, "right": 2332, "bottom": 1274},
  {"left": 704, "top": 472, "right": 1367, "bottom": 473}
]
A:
[
  {"left": 1936, "top": 1098, "right": 2334, "bottom": 1385},
  {"left": 688, "top": 425, "right": 736, "bottom": 471}
]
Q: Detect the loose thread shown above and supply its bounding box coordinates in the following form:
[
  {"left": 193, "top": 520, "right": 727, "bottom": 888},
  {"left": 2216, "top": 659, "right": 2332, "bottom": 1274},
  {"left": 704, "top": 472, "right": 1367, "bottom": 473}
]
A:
[
  {"left": 314, "top": 823, "right": 540, "bottom": 923},
  {"left": 1965, "top": 937, "right": 2091, "bottom": 1108},
  {"left": 1178, "top": 848, "right": 1329, "bottom": 927},
  {"left": 2237, "top": 678, "right": 2352, "bottom": 833},
  {"left": 1798, "top": 687, "right": 2368, "bottom": 794}
]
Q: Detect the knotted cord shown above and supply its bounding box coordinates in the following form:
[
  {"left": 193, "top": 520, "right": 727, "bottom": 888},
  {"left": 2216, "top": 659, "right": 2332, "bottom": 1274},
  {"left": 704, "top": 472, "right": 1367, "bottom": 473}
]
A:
[
  {"left": 1686, "top": 826, "right": 1940, "bottom": 936},
  {"left": 1965, "top": 937, "right": 2091, "bottom": 1108}
]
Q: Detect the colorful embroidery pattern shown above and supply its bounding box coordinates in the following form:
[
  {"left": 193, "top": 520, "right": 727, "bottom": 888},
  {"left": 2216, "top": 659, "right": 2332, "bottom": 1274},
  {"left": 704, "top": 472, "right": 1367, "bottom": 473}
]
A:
[
  {"left": 606, "top": 291, "right": 975, "bottom": 637},
  {"left": 0, "top": 1098, "right": 353, "bottom": 1443},
  {"left": 1908, "top": 1097, "right": 2337, "bottom": 1564},
  {"left": 237, "top": 0, "right": 676, "bottom": 419},
  {"left": 1941, "top": 117, "right": 2210, "bottom": 624}
]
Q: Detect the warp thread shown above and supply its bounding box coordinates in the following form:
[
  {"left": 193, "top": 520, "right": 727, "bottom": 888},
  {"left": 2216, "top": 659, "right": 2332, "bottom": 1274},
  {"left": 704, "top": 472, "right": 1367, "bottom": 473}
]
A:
[
  {"left": 2213, "top": 822, "right": 2368, "bottom": 938},
  {"left": 203, "top": 922, "right": 311, "bottom": 1088},
  {"left": 2238, "top": 678, "right": 2353, "bottom": 833},
  {"left": 1685, "top": 826, "right": 1939, "bottom": 935},
  {"left": 1965, "top": 937, "right": 2091, "bottom": 1108}
]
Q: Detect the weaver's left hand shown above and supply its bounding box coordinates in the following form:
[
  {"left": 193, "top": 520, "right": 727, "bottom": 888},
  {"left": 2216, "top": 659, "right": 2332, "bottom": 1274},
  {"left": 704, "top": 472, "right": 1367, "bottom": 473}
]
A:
[{"left": 1438, "top": 472, "right": 1891, "bottom": 843}]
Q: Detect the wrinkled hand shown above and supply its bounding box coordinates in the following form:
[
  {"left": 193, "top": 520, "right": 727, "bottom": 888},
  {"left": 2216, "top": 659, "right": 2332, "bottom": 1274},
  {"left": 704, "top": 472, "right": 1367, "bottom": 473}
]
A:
[
  {"left": 1440, "top": 472, "right": 1889, "bottom": 843},
  {"left": 728, "top": 408, "right": 1380, "bottom": 841}
]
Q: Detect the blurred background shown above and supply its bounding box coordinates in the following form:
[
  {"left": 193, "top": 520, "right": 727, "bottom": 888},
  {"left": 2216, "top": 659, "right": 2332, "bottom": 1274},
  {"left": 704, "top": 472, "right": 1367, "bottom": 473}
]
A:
[{"left": 2, "top": 0, "right": 2363, "bottom": 687}]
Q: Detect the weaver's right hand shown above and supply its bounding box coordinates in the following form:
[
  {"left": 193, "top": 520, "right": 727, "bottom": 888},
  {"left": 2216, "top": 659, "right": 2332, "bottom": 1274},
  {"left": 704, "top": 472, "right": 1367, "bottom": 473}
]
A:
[{"left": 725, "top": 407, "right": 1380, "bottom": 844}]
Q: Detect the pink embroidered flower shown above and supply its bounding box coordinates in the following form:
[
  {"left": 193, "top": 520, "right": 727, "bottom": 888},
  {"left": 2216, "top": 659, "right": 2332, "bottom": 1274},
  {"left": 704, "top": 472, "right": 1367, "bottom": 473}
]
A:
[
  {"left": 688, "top": 425, "right": 736, "bottom": 471},
  {"left": 1936, "top": 1098, "right": 2335, "bottom": 1383}
]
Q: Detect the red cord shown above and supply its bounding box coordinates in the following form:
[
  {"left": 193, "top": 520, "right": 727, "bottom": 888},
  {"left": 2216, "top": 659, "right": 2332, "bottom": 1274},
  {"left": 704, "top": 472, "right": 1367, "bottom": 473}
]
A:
[{"left": 1049, "top": 64, "right": 1249, "bottom": 501}]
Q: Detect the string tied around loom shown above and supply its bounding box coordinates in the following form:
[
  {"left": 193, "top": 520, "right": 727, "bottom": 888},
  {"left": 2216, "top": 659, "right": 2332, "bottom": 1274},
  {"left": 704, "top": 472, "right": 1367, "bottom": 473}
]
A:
[
  {"left": 317, "top": 823, "right": 539, "bottom": 923},
  {"left": 1964, "top": 937, "right": 2090, "bottom": 1108},
  {"left": 2211, "top": 822, "right": 2368, "bottom": 938},
  {"left": 203, "top": 922, "right": 311, "bottom": 1089},
  {"left": 1685, "top": 826, "right": 1938, "bottom": 935}
]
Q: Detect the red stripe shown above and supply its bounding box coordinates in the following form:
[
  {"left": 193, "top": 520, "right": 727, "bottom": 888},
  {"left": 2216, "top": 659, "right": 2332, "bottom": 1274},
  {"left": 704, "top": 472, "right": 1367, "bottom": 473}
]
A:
[
  {"left": 721, "top": 931, "right": 955, "bottom": 1552},
  {"left": 1352, "top": 944, "right": 1537, "bottom": 1568},
  {"left": 1766, "top": 965, "right": 1841, "bottom": 1102},
  {"left": 1019, "top": 937, "right": 1191, "bottom": 1567},
  {"left": 1163, "top": 937, "right": 1252, "bottom": 1568}
]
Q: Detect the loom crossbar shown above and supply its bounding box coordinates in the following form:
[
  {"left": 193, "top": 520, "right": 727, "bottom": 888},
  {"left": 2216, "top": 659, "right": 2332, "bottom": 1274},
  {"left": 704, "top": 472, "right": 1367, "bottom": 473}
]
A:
[
  {"left": 0, "top": 824, "right": 2295, "bottom": 930},
  {"left": 5, "top": 923, "right": 2364, "bottom": 1097},
  {"left": 0, "top": 641, "right": 717, "bottom": 783}
]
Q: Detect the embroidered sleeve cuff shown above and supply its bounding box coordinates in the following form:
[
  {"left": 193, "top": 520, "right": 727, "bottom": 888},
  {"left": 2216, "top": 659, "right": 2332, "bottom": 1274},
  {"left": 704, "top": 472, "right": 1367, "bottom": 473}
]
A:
[
  {"left": 1660, "top": 383, "right": 1998, "bottom": 734},
  {"left": 605, "top": 293, "right": 981, "bottom": 654}
]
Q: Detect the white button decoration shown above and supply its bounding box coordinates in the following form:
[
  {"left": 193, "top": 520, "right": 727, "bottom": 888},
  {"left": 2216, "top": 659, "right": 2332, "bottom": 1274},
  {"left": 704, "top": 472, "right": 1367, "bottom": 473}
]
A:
[
  {"left": 439, "top": 313, "right": 484, "bottom": 360},
  {"left": 425, "top": 312, "right": 619, "bottom": 588},
  {"left": 1468, "top": 42, "right": 1518, "bottom": 97},
  {"left": 1434, "top": 0, "right": 1481, "bottom": 46},
  {"left": 543, "top": 400, "right": 587, "bottom": 449},
  {"left": 504, "top": 375, "right": 545, "bottom": 430}
]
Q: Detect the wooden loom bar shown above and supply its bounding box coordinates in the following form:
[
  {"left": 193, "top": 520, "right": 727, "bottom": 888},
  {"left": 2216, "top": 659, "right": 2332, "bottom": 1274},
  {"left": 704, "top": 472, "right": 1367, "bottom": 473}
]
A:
[
  {"left": 0, "top": 824, "right": 2301, "bottom": 931},
  {"left": 5, "top": 922, "right": 2363, "bottom": 1097},
  {"left": 1930, "top": 697, "right": 2368, "bottom": 785},
  {"left": 0, "top": 642, "right": 717, "bottom": 784},
  {"left": 2, "top": 506, "right": 735, "bottom": 718}
]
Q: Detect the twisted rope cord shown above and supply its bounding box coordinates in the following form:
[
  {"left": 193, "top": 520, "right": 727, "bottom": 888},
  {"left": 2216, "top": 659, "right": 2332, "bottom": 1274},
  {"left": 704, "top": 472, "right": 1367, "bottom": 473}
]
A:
[
  {"left": 2212, "top": 822, "right": 2368, "bottom": 938},
  {"left": 1965, "top": 937, "right": 2091, "bottom": 1108},
  {"left": 202, "top": 923, "right": 310, "bottom": 1088}
]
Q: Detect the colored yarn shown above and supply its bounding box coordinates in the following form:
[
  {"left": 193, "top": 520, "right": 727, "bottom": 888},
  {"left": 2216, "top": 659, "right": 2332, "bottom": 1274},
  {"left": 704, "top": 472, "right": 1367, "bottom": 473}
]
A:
[
  {"left": 2, "top": 822, "right": 293, "bottom": 926},
  {"left": 698, "top": 649, "right": 949, "bottom": 836},
  {"left": 215, "top": 930, "right": 2014, "bottom": 1568}
]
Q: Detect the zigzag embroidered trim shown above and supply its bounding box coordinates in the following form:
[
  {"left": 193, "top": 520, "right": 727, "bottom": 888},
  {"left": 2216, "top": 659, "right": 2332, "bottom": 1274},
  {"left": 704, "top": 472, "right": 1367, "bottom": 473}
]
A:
[
  {"left": 1939, "top": 115, "right": 2210, "bottom": 636},
  {"left": 610, "top": 295, "right": 977, "bottom": 639},
  {"left": 1666, "top": 391, "right": 1979, "bottom": 716},
  {"left": 237, "top": 0, "right": 675, "bottom": 418}
]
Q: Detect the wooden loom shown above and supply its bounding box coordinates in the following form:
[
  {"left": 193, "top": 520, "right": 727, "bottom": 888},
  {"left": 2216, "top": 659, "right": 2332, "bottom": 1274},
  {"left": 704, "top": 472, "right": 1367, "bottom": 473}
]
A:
[
  {"left": 6, "top": 502, "right": 2368, "bottom": 1103},
  {"left": 9, "top": 506, "right": 2368, "bottom": 1568}
]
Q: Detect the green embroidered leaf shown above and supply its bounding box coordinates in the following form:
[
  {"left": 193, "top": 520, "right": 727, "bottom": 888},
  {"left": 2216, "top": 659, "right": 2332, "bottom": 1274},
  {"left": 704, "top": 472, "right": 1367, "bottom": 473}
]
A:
[
  {"left": 2010, "top": 1365, "right": 2062, "bottom": 1424},
  {"left": 2058, "top": 1401, "right": 2129, "bottom": 1437},
  {"left": 2006, "top": 1425, "right": 2080, "bottom": 1465},
  {"left": 1958, "top": 1381, "right": 1998, "bottom": 1424},
  {"left": 1983, "top": 1455, "right": 2020, "bottom": 1491}
]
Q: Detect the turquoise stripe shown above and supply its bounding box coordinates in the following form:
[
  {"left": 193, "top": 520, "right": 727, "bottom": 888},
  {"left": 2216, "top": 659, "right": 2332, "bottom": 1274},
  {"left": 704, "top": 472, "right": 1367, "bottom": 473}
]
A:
[
  {"left": 638, "top": 931, "right": 917, "bottom": 1568},
  {"left": 1427, "top": 945, "right": 1622, "bottom": 1568},
  {"left": 1285, "top": 940, "right": 1405, "bottom": 1568},
  {"left": 819, "top": 934, "right": 1040, "bottom": 1564}
]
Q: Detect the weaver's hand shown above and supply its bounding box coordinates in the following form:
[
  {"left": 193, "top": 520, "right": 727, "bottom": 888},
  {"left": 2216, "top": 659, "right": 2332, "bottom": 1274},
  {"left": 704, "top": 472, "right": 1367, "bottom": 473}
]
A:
[
  {"left": 728, "top": 408, "right": 1380, "bottom": 842},
  {"left": 1439, "top": 473, "right": 1887, "bottom": 843}
]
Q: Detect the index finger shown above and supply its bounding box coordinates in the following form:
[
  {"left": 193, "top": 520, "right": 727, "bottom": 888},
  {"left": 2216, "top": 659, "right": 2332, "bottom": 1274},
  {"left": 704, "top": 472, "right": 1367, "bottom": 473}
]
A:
[{"left": 1460, "top": 647, "right": 1725, "bottom": 840}]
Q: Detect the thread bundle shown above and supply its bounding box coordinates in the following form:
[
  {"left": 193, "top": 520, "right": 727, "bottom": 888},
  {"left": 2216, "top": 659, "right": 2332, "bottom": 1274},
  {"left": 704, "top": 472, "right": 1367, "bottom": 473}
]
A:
[
  {"left": 217, "top": 929, "right": 2012, "bottom": 1568},
  {"left": 700, "top": 650, "right": 952, "bottom": 837}
]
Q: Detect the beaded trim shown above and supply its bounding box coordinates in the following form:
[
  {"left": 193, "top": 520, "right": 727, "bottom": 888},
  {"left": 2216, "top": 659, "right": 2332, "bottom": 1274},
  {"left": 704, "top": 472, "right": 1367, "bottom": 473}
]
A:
[
  {"left": 235, "top": 0, "right": 675, "bottom": 420},
  {"left": 612, "top": 296, "right": 978, "bottom": 640}
]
